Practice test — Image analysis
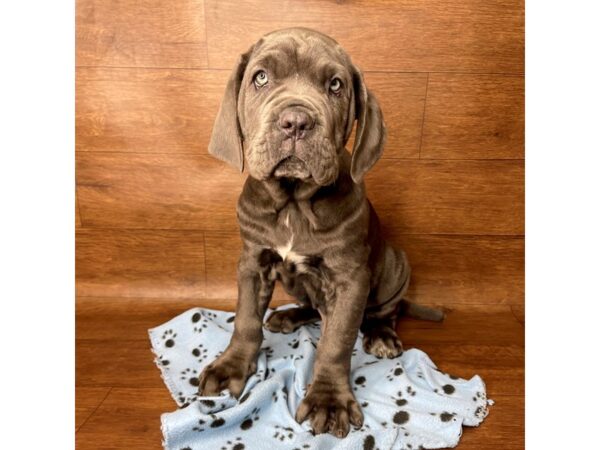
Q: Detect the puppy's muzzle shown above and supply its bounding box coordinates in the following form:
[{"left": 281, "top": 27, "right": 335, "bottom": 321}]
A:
[{"left": 278, "top": 107, "right": 315, "bottom": 140}]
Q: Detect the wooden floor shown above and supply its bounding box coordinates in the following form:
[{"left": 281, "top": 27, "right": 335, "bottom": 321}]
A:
[
  {"left": 76, "top": 0, "right": 524, "bottom": 448},
  {"left": 76, "top": 299, "right": 524, "bottom": 449}
]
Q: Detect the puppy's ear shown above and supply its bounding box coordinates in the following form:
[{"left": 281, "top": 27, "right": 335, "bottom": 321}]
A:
[
  {"left": 350, "top": 65, "right": 386, "bottom": 183},
  {"left": 208, "top": 48, "right": 253, "bottom": 172}
]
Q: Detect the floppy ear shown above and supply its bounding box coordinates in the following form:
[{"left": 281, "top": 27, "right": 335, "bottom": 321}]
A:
[
  {"left": 208, "top": 49, "right": 252, "bottom": 172},
  {"left": 350, "top": 66, "right": 386, "bottom": 183}
]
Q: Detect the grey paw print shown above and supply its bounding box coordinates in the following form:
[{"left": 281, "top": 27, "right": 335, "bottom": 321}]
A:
[
  {"left": 220, "top": 437, "right": 245, "bottom": 450},
  {"left": 353, "top": 375, "right": 367, "bottom": 391},
  {"left": 386, "top": 363, "right": 404, "bottom": 381},
  {"left": 287, "top": 338, "right": 300, "bottom": 349},
  {"left": 161, "top": 329, "right": 177, "bottom": 348},
  {"left": 392, "top": 391, "right": 408, "bottom": 407},
  {"left": 192, "top": 344, "right": 209, "bottom": 362},
  {"left": 240, "top": 407, "right": 260, "bottom": 430},
  {"left": 157, "top": 354, "right": 170, "bottom": 368},
  {"left": 273, "top": 425, "right": 295, "bottom": 442},
  {"left": 180, "top": 367, "right": 199, "bottom": 387},
  {"left": 192, "top": 413, "right": 226, "bottom": 432}
]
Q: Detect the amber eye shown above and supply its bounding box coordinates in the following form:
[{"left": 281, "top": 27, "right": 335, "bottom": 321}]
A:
[
  {"left": 254, "top": 70, "right": 268, "bottom": 88},
  {"left": 329, "top": 77, "right": 343, "bottom": 94}
]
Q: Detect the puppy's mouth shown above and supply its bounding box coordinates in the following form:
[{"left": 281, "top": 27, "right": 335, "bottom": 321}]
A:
[{"left": 272, "top": 156, "right": 312, "bottom": 180}]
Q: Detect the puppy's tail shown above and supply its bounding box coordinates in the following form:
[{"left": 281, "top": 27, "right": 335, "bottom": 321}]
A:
[{"left": 398, "top": 298, "right": 445, "bottom": 322}]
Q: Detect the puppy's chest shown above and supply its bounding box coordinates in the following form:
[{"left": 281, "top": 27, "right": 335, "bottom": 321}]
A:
[{"left": 269, "top": 206, "right": 319, "bottom": 273}]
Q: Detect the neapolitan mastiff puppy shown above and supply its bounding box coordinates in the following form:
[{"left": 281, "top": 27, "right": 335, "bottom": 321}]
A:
[{"left": 199, "top": 27, "right": 443, "bottom": 437}]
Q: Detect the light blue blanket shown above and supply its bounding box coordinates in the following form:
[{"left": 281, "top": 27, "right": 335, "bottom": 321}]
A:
[{"left": 149, "top": 306, "right": 491, "bottom": 450}]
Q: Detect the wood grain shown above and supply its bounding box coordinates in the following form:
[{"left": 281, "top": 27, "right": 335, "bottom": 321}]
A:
[
  {"left": 76, "top": 229, "right": 206, "bottom": 298},
  {"left": 76, "top": 298, "right": 523, "bottom": 347},
  {"left": 366, "top": 160, "right": 524, "bottom": 235},
  {"left": 76, "top": 192, "right": 82, "bottom": 227},
  {"left": 77, "top": 339, "right": 164, "bottom": 388},
  {"left": 77, "top": 337, "right": 522, "bottom": 394},
  {"left": 511, "top": 305, "right": 525, "bottom": 327},
  {"left": 76, "top": 0, "right": 207, "bottom": 68},
  {"left": 77, "top": 154, "right": 523, "bottom": 235},
  {"left": 391, "top": 234, "right": 524, "bottom": 305},
  {"left": 76, "top": 388, "right": 173, "bottom": 449},
  {"left": 76, "top": 68, "right": 426, "bottom": 158},
  {"left": 363, "top": 73, "right": 427, "bottom": 158},
  {"left": 76, "top": 388, "right": 522, "bottom": 449},
  {"left": 76, "top": 68, "right": 226, "bottom": 153},
  {"left": 76, "top": 152, "right": 243, "bottom": 230},
  {"left": 76, "top": 387, "right": 111, "bottom": 430},
  {"left": 205, "top": 0, "right": 524, "bottom": 73},
  {"left": 205, "top": 232, "right": 524, "bottom": 306},
  {"left": 76, "top": 297, "right": 229, "bottom": 341},
  {"left": 421, "top": 75, "right": 524, "bottom": 159}
]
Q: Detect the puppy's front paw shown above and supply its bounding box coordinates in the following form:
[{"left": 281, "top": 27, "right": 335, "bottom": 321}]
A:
[
  {"left": 295, "top": 380, "right": 363, "bottom": 437},
  {"left": 198, "top": 351, "right": 256, "bottom": 398}
]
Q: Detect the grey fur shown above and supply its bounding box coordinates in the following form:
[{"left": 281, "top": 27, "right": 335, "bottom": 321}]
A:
[{"left": 200, "top": 28, "right": 443, "bottom": 438}]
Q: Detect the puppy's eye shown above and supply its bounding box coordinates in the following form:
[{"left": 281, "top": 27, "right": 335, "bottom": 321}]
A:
[
  {"left": 254, "top": 70, "right": 269, "bottom": 88},
  {"left": 329, "top": 78, "right": 343, "bottom": 94}
]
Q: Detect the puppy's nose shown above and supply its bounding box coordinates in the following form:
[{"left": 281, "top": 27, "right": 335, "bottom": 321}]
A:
[{"left": 278, "top": 109, "right": 315, "bottom": 139}]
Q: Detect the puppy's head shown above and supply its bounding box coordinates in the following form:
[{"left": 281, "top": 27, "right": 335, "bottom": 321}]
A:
[{"left": 209, "top": 28, "right": 386, "bottom": 185}]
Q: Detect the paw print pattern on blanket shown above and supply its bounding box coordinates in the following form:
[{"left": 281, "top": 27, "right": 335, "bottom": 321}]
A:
[
  {"left": 161, "top": 329, "right": 177, "bottom": 348},
  {"left": 191, "top": 312, "right": 209, "bottom": 333},
  {"left": 354, "top": 375, "right": 367, "bottom": 390},
  {"left": 149, "top": 306, "right": 492, "bottom": 450},
  {"left": 180, "top": 368, "right": 200, "bottom": 387},
  {"left": 272, "top": 425, "right": 295, "bottom": 442},
  {"left": 240, "top": 407, "right": 260, "bottom": 430},
  {"left": 392, "top": 391, "right": 408, "bottom": 407},
  {"left": 386, "top": 362, "right": 404, "bottom": 381},
  {"left": 191, "top": 344, "right": 208, "bottom": 363},
  {"left": 362, "top": 434, "right": 382, "bottom": 450},
  {"left": 220, "top": 437, "right": 245, "bottom": 450},
  {"left": 192, "top": 414, "right": 226, "bottom": 432}
]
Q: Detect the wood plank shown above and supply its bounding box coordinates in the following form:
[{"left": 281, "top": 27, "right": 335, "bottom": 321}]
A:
[
  {"left": 511, "top": 305, "right": 525, "bottom": 327},
  {"left": 76, "top": 68, "right": 226, "bottom": 153},
  {"left": 76, "top": 297, "right": 214, "bottom": 341},
  {"left": 393, "top": 235, "right": 524, "bottom": 306},
  {"left": 364, "top": 73, "right": 427, "bottom": 159},
  {"left": 76, "top": 387, "right": 111, "bottom": 431},
  {"left": 460, "top": 395, "right": 524, "bottom": 448},
  {"left": 77, "top": 298, "right": 523, "bottom": 348},
  {"left": 76, "top": 68, "right": 426, "bottom": 159},
  {"left": 205, "top": 232, "right": 523, "bottom": 306},
  {"left": 366, "top": 160, "right": 524, "bottom": 235},
  {"left": 77, "top": 388, "right": 522, "bottom": 449},
  {"left": 77, "top": 339, "right": 164, "bottom": 388},
  {"left": 421, "top": 75, "right": 524, "bottom": 159},
  {"left": 76, "top": 0, "right": 207, "bottom": 68},
  {"left": 76, "top": 229, "right": 206, "bottom": 298},
  {"left": 76, "top": 388, "right": 172, "bottom": 449},
  {"left": 205, "top": 0, "right": 524, "bottom": 73},
  {"left": 76, "top": 338, "right": 520, "bottom": 396},
  {"left": 77, "top": 154, "right": 523, "bottom": 235},
  {"left": 76, "top": 191, "right": 82, "bottom": 227},
  {"left": 76, "top": 152, "right": 243, "bottom": 230}
]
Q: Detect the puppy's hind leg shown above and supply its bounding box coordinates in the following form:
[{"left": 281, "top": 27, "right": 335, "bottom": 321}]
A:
[
  {"left": 361, "top": 316, "right": 403, "bottom": 358},
  {"left": 265, "top": 306, "right": 320, "bottom": 333}
]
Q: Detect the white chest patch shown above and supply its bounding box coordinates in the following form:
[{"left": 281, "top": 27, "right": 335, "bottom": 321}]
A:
[{"left": 275, "top": 210, "right": 307, "bottom": 265}]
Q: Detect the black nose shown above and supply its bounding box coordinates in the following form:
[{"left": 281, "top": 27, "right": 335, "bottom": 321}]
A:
[{"left": 278, "top": 109, "right": 315, "bottom": 139}]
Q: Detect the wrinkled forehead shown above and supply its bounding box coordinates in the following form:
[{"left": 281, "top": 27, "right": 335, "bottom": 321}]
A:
[{"left": 247, "top": 30, "right": 351, "bottom": 82}]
